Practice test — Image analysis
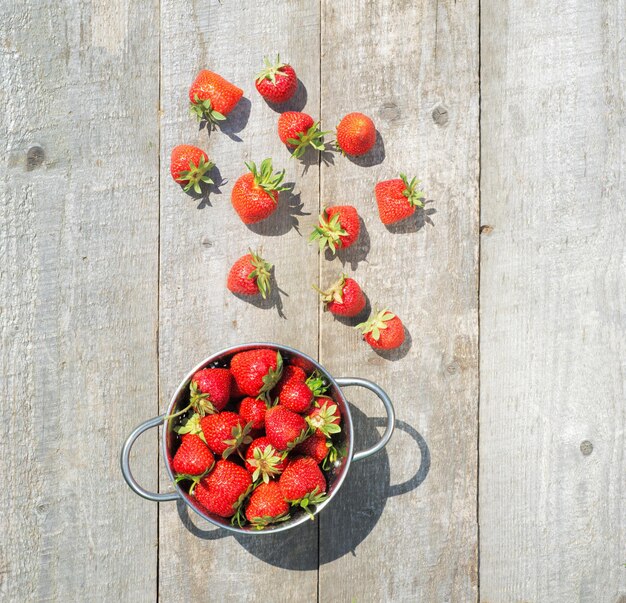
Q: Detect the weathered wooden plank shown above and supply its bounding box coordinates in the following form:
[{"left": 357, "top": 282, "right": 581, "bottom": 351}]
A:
[
  {"left": 318, "top": 1, "right": 479, "bottom": 601},
  {"left": 0, "top": 0, "right": 159, "bottom": 601},
  {"left": 480, "top": 1, "right": 626, "bottom": 601},
  {"left": 157, "top": 1, "right": 321, "bottom": 601}
]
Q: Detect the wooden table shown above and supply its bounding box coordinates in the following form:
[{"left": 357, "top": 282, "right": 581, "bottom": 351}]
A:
[{"left": 2, "top": 1, "right": 624, "bottom": 601}]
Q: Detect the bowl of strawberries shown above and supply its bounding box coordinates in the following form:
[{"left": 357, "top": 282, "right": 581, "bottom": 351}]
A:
[{"left": 121, "top": 343, "right": 394, "bottom": 533}]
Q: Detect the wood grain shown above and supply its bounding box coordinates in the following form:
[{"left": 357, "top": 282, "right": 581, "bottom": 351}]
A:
[
  {"left": 318, "top": 1, "right": 480, "bottom": 601},
  {"left": 0, "top": 0, "right": 159, "bottom": 601},
  {"left": 480, "top": 0, "right": 626, "bottom": 601},
  {"left": 157, "top": 1, "right": 321, "bottom": 600}
]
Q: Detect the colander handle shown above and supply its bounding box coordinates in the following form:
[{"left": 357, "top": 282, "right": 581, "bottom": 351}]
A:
[
  {"left": 335, "top": 377, "right": 395, "bottom": 462},
  {"left": 120, "top": 415, "right": 181, "bottom": 502}
]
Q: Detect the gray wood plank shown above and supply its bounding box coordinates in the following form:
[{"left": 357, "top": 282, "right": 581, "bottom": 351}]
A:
[
  {"left": 0, "top": 0, "right": 159, "bottom": 601},
  {"left": 480, "top": 1, "right": 626, "bottom": 601},
  {"left": 318, "top": 1, "right": 480, "bottom": 601},
  {"left": 157, "top": 1, "right": 321, "bottom": 601}
]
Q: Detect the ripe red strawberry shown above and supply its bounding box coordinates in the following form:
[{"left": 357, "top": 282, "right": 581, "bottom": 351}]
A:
[
  {"left": 314, "top": 274, "right": 366, "bottom": 317},
  {"left": 245, "top": 437, "right": 288, "bottom": 482},
  {"left": 336, "top": 112, "right": 376, "bottom": 156},
  {"left": 356, "top": 308, "right": 405, "bottom": 350},
  {"left": 231, "top": 378, "right": 246, "bottom": 399},
  {"left": 189, "top": 368, "right": 232, "bottom": 415},
  {"left": 279, "top": 456, "right": 327, "bottom": 518},
  {"left": 306, "top": 398, "right": 342, "bottom": 437},
  {"left": 245, "top": 480, "right": 290, "bottom": 528},
  {"left": 170, "top": 145, "right": 214, "bottom": 194},
  {"left": 375, "top": 174, "right": 425, "bottom": 225},
  {"left": 290, "top": 355, "right": 315, "bottom": 373},
  {"left": 310, "top": 206, "right": 361, "bottom": 253},
  {"left": 231, "top": 159, "right": 289, "bottom": 224},
  {"left": 278, "top": 379, "right": 313, "bottom": 413},
  {"left": 265, "top": 405, "right": 310, "bottom": 451},
  {"left": 273, "top": 365, "right": 307, "bottom": 398},
  {"left": 200, "top": 412, "right": 252, "bottom": 458},
  {"left": 189, "top": 69, "right": 243, "bottom": 124},
  {"left": 293, "top": 432, "right": 330, "bottom": 464},
  {"left": 255, "top": 55, "right": 298, "bottom": 103},
  {"left": 194, "top": 459, "right": 252, "bottom": 518},
  {"left": 172, "top": 434, "right": 214, "bottom": 477},
  {"left": 230, "top": 349, "right": 283, "bottom": 398},
  {"left": 227, "top": 250, "right": 272, "bottom": 299},
  {"left": 239, "top": 397, "right": 267, "bottom": 430},
  {"left": 277, "top": 112, "right": 328, "bottom": 159}
]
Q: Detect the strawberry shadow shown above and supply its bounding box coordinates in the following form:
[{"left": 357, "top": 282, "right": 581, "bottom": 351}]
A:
[
  {"left": 345, "top": 130, "right": 385, "bottom": 168},
  {"left": 231, "top": 270, "right": 287, "bottom": 319},
  {"left": 264, "top": 79, "right": 308, "bottom": 113},
  {"left": 177, "top": 165, "right": 226, "bottom": 209},
  {"left": 384, "top": 201, "right": 437, "bottom": 234},
  {"left": 174, "top": 406, "right": 429, "bottom": 569},
  {"left": 324, "top": 217, "right": 371, "bottom": 271},
  {"left": 299, "top": 143, "right": 336, "bottom": 176},
  {"left": 328, "top": 291, "right": 372, "bottom": 328},
  {"left": 199, "top": 97, "right": 251, "bottom": 143},
  {"left": 245, "top": 186, "right": 310, "bottom": 236}
]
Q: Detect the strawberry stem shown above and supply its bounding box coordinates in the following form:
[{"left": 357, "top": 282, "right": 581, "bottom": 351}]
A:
[{"left": 400, "top": 173, "right": 425, "bottom": 208}]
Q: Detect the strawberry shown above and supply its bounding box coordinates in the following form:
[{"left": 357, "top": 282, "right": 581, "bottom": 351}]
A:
[
  {"left": 194, "top": 459, "right": 252, "bottom": 518},
  {"left": 290, "top": 355, "right": 315, "bottom": 373},
  {"left": 278, "top": 379, "right": 313, "bottom": 413},
  {"left": 277, "top": 112, "right": 328, "bottom": 159},
  {"left": 279, "top": 456, "right": 327, "bottom": 518},
  {"left": 189, "top": 69, "right": 243, "bottom": 125},
  {"left": 172, "top": 434, "right": 214, "bottom": 476},
  {"left": 174, "top": 412, "right": 205, "bottom": 442},
  {"left": 265, "top": 405, "right": 310, "bottom": 451},
  {"left": 310, "top": 206, "right": 361, "bottom": 254},
  {"left": 189, "top": 368, "right": 232, "bottom": 415},
  {"left": 293, "top": 432, "right": 330, "bottom": 464},
  {"left": 336, "top": 112, "right": 376, "bottom": 156},
  {"left": 273, "top": 364, "right": 307, "bottom": 398},
  {"left": 314, "top": 274, "right": 366, "bottom": 317},
  {"left": 245, "top": 437, "right": 288, "bottom": 483},
  {"left": 231, "top": 159, "right": 289, "bottom": 224},
  {"left": 239, "top": 396, "right": 268, "bottom": 430},
  {"left": 255, "top": 55, "right": 298, "bottom": 104},
  {"left": 245, "top": 480, "right": 290, "bottom": 528},
  {"left": 356, "top": 308, "right": 405, "bottom": 350},
  {"left": 227, "top": 250, "right": 272, "bottom": 299},
  {"left": 231, "top": 378, "right": 246, "bottom": 399},
  {"left": 230, "top": 349, "right": 283, "bottom": 398},
  {"left": 304, "top": 370, "right": 330, "bottom": 397},
  {"left": 170, "top": 145, "right": 214, "bottom": 194},
  {"left": 200, "top": 412, "right": 252, "bottom": 458},
  {"left": 375, "top": 174, "right": 425, "bottom": 225},
  {"left": 306, "top": 398, "right": 341, "bottom": 437}
]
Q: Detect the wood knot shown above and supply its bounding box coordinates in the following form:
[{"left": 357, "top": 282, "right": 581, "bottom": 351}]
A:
[
  {"left": 379, "top": 102, "right": 401, "bottom": 122},
  {"left": 580, "top": 440, "right": 593, "bottom": 455},
  {"left": 432, "top": 105, "right": 449, "bottom": 127},
  {"left": 480, "top": 225, "right": 494, "bottom": 235},
  {"left": 26, "top": 145, "right": 45, "bottom": 170}
]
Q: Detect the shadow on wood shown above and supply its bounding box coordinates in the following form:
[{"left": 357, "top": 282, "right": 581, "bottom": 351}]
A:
[
  {"left": 231, "top": 269, "right": 287, "bottom": 319},
  {"left": 246, "top": 187, "right": 310, "bottom": 236},
  {"left": 384, "top": 203, "right": 437, "bottom": 234},
  {"left": 345, "top": 130, "right": 385, "bottom": 167},
  {"left": 199, "top": 97, "right": 252, "bottom": 143},
  {"left": 173, "top": 405, "right": 429, "bottom": 569},
  {"left": 324, "top": 217, "right": 371, "bottom": 271},
  {"left": 264, "top": 78, "right": 308, "bottom": 113}
]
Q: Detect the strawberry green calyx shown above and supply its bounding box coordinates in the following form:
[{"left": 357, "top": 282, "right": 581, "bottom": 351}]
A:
[
  {"left": 174, "top": 413, "right": 206, "bottom": 443},
  {"left": 245, "top": 158, "right": 289, "bottom": 196},
  {"left": 355, "top": 308, "right": 396, "bottom": 341},
  {"left": 248, "top": 445, "right": 285, "bottom": 484},
  {"left": 250, "top": 511, "right": 291, "bottom": 530},
  {"left": 222, "top": 421, "right": 254, "bottom": 460},
  {"left": 189, "top": 381, "right": 218, "bottom": 416},
  {"left": 231, "top": 483, "right": 256, "bottom": 528},
  {"left": 287, "top": 486, "right": 327, "bottom": 520},
  {"left": 313, "top": 274, "right": 347, "bottom": 305},
  {"left": 257, "top": 351, "right": 284, "bottom": 401},
  {"left": 309, "top": 211, "right": 348, "bottom": 254},
  {"left": 190, "top": 93, "right": 227, "bottom": 125},
  {"left": 255, "top": 54, "right": 288, "bottom": 84},
  {"left": 287, "top": 121, "right": 330, "bottom": 159},
  {"left": 304, "top": 370, "right": 330, "bottom": 397},
  {"left": 400, "top": 174, "right": 425, "bottom": 208},
  {"left": 178, "top": 156, "right": 215, "bottom": 194},
  {"left": 307, "top": 401, "right": 341, "bottom": 437},
  {"left": 321, "top": 442, "right": 346, "bottom": 471},
  {"left": 174, "top": 465, "right": 213, "bottom": 495},
  {"left": 285, "top": 426, "right": 312, "bottom": 451},
  {"left": 247, "top": 249, "right": 273, "bottom": 300}
]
